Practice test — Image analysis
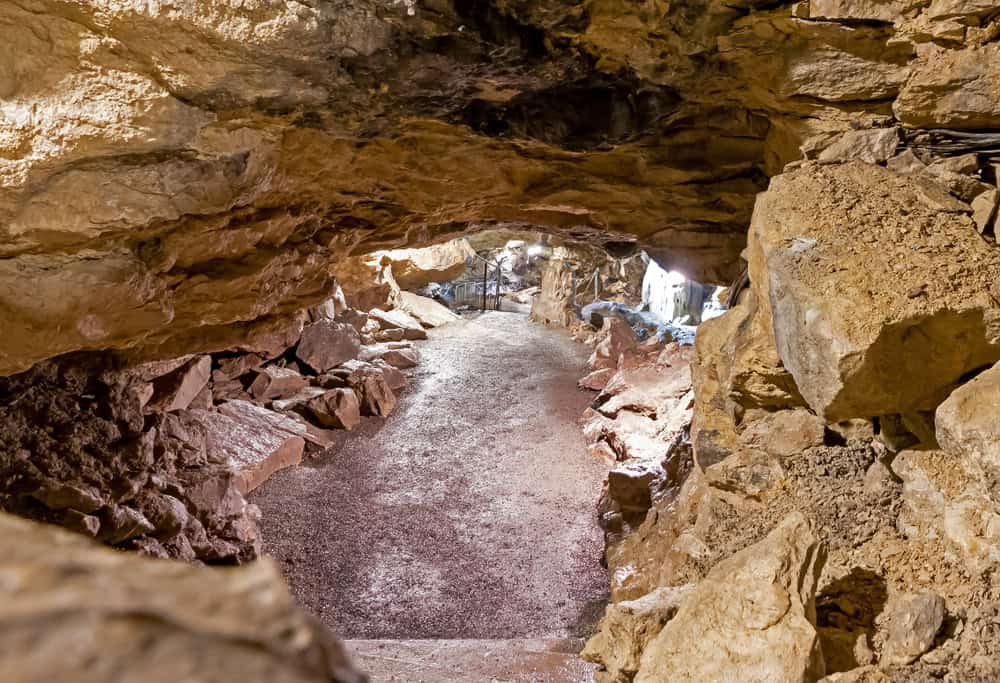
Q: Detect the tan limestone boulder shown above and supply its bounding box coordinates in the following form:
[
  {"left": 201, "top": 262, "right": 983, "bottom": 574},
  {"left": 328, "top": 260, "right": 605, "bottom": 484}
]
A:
[
  {"left": 582, "top": 585, "right": 695, "bottom": 683},
  {"left": 935, "top": 361, "right": 1000, "bottom": 491},
  {"left": 747, "top": 162, "right": 1000, "bottom": 421},
  {"left": 891, "top": 449, "right": 1000, "bottom": 571},
  {"left": 691, "top": 289, "right": 805, "bottom": 469},
  {"left": 879, "top": 592, "right": 946, "bottom": 667},
  {"left": 333, "top": 255, "right": 400, "bottom": 312},
  {"left": 0, "top": 512, "right": 364, "bottom": 683},
  {"left": 634, "top": 512, "right": 825, "bottom": 683},
  {"left": 376, "top": 239, "right": 475, "bottom": 289},
  {"left": 895, "top": 44, "right": 1000, "bottom": 129}
]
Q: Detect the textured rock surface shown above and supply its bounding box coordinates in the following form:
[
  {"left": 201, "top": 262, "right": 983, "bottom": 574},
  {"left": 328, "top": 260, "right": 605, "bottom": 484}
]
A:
[
  {"left": 5, "top": 1, "right": 1000, "bottom": 375},
  {"left": 748, "top": 162, "right": 1000, "bottom": 421},
  {"left": 582, "top": 585, "right": 694, "bottom": 682},
  {"left": 0, "top": 512, "right": 364, "bottom": 683},
  {"left": 935, "top": 360, "right": 1000, "bottom": 492},
  {"left": 634, "top": 512, "right": 824, "bottom": 683}
]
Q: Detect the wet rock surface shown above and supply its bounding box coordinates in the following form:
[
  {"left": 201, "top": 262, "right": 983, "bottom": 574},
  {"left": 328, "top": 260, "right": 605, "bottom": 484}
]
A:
[{"left": 252, "top": 312, "right": 609, "bottom": 639}]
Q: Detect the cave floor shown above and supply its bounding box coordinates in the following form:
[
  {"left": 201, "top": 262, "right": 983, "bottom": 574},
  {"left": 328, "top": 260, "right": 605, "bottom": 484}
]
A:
[{"left": 251, "top": 312, "right": 607, "bottom": 680}]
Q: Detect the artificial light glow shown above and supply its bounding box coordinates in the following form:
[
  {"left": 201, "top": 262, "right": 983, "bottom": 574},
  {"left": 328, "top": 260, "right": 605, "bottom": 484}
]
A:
[{"left": 527, "top": 245, "right": 545, "bottom": 256}]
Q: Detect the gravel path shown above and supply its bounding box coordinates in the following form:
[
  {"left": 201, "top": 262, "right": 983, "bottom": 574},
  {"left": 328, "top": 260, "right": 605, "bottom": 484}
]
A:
[{"left": 251, "top": 312, "right": 610, "bottom": 640}]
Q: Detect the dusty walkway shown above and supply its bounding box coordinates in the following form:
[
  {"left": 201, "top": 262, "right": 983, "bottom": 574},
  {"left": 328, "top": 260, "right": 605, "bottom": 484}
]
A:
[{"left": 252, "top": 312, "right": 609, "bottom": 641}]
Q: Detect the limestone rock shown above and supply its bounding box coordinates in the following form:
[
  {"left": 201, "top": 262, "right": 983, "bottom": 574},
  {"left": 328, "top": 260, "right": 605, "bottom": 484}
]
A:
[
  {"left": 345, "top": 365, "right": 397, "bottom": 418},
  {"left": 691, "top": 290, "right": 805, "bottom": 469},
  {"left": 582, "top": 585, "right": 695, "bottom": 683},
  {"left": 376, "top": 348, "right": 420, "bottom": 370},
  {"left": 369, "top": 308, "right": 427, "bottom": 340},
  {"left": 935, "top": 361, "right": 1000, "bottom": 491},
  {"left": 606, "top": 463, "right": 661, "bottom": 523},
  {"left": 372, "top": 360, "right": 409, "bottom": 392},
  {"left": 589, "top": 317, "right": 639, "bottom": 372},
  {"left": 580, "top": 368, "right": 614, "bottom": 391},
  {"left": 249, "top": 365, "right": 309, "bottom": 401},
  {"left": 892, "top": 449, "right": 1000, "bottom": 570},
  {"left": 738, "top": 409, "right": 826, "bottom": 458},
  {"left": 307, "top": 389, "right": 361, "bottom": 431},
  {"left": 29, "top": 480, "right": 103, "bottom": 513},
  {"left": 895, "top": 45, "right": 1000, "bottom": 129},
  {"left": 333, "top": 256, "right": 401, "bottom": 312},
  {"left": 213, "top": 354, "right": 266, "bottom": 383},
  {"left": 747, "top": 162, "right": 1000, "bottom": 422},
  {"left": 971, "top": 189, "right": 998, "bottom": 234},
  {"left": 817, "top": 128, "right": 899, "bottom": 165},
  {"left": 397, "top": 291, "right": 460, "bottom": 328},
  {"left": 377, "top": 239, "right": 475, "bottom": 289},
  {"left": 145, "top": 356, "right": 212, "bottom": 414},
  {"left": 0, "top": 512, "right": 364, "bottom": 683},
  {"left": 296, "top": 322, "right": 362, "bottom": 374},
  {"left": 198, "top": 403, "right": 305, "bottom": 494},
  {"left": 634, "top": 512, "right": 825, "bottom": 683},
  {"left": 880, "top": 592, "right": 946, "bottom": 667}
]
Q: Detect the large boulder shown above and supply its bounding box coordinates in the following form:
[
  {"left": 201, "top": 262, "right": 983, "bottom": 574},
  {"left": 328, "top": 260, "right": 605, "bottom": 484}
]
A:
[
  {"left": 935, "top": 360, "right": 1000, "bottom": 492},
  {"left": 583, "top": 585, "right": 695, "bottom": 683},
  {"left": 377, "top": 239, "right": 475, "bottom": 289},
  {"left": 747, "top": 162, "right": 1000, "bottom": 421},
  {"left": 892, "top": 448, "right": 1000, "bottom": 571},
  {"left": 0, "top": 512, "right": 364, "bottom": 683},
  {"left": 691, "top": 290, "right": 805, "bottom": 469},
  {"left": 634, "top": 512, "right": 825, "bottom": 683},
  {"left": 296, "top": 321, "right": 362, "bottom": 373},
  {"left": 396, "top": 291, "right": 460, "bottom": 328}
]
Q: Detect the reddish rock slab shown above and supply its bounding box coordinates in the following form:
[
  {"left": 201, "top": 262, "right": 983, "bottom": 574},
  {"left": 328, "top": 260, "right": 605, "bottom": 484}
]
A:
[
  {"left": 249, "top": 365, "right": 309, "bottom": 401},
  {"left": 146, "top": 355, "right": 212, "bottom": 413},
  {"left": 579, "top": 368, "right": 614, "bottom": 391},
  {"left": 196, "top": 403, "right": 306, "bottom": 494},
  {"left": 296, "top": 321, "right": 362, "bottom": 373},
  {"left": 307, "top": 389, "right": 362, "bottom": 430}
]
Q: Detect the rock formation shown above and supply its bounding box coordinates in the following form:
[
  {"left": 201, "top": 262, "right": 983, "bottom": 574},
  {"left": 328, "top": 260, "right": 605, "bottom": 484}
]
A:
[
  {"left": 7, "top": 0, "right": 1000, "bottom": 680},
  {"left": 0, "top": 512, "right": 364, "bottom": 683}
]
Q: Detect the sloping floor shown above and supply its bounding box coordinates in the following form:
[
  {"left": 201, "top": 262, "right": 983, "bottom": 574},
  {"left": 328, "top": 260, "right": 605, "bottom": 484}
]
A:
[{"left": 252, "top": 312, "right": 608, "bottom": 681}]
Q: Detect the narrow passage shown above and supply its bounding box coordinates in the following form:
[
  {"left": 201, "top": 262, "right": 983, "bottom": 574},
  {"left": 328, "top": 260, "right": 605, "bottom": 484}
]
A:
[{"left": 252, "top": 312, "right": 609, "bottom": 641}]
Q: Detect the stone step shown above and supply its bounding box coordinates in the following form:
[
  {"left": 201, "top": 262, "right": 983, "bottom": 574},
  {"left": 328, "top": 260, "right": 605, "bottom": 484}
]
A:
[{"left": 344, "top": 638, "right": 597, "bottom": 683}]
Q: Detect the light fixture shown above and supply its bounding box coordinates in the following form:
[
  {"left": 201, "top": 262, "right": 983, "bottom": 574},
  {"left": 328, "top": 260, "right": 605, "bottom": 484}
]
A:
[{"left": 527, "top": 245, "right": 544, "bottom": 256}]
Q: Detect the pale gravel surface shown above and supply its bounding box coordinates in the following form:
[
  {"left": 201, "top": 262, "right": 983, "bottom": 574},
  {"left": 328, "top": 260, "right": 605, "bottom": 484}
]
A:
[{"left": 251, "top": 312, "right": 610, "bottom": 640}]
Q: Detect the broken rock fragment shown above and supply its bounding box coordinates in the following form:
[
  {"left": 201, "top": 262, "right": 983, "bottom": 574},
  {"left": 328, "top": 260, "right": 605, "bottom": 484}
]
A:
[
  {"left": 196, "top": 403, "right": 306, "bottom": 494},
  {"left": 296, "top": 321, "right": 362, "bottom": 373},
  {"left": 583, "top": 585, "right": 695, "bottom": 682},
  {"left": 145, "top": 355, "right": 212, "bottom": 413},
  {"left": 249, "top": 365, "right": 309, "bottom": 401},
  {"left": 307, "top": 389, "right": 361, "bottom": 430},
  {"left": 369, "top": 307, "right": 428, "bottom": 340},
  {"left": 748, "top": 162, "right": 1000, "bottom": 421},
  {"left": 634, "top": 512, "right": 825, "bottom": 683},
  {"left": 880, "top": 592, "right": 945, "bottom": 667}
]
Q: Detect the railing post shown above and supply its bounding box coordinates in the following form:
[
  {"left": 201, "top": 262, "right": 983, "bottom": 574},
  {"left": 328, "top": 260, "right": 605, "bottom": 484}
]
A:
[{"left": 482, "top": 262, "right": 488, "bottom": 311}]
